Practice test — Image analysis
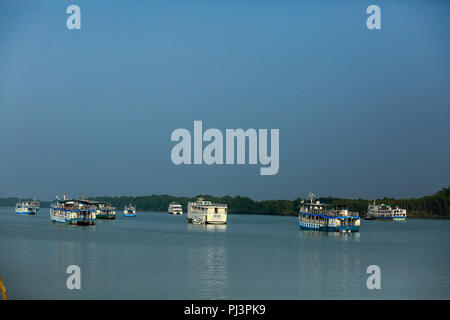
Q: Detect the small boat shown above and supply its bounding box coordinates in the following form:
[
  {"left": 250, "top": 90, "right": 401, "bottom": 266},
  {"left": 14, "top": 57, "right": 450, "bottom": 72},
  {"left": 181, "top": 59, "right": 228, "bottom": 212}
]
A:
[
  {"left": 298, "top": 193, "right": 360, "bottom": 233},
  {"left": 50, "top": 194, "right": 96, "bottom": 225},
  {"left": 15, "top": 199, "right": 40, "bottom": 215},
  {"left": 191, "top": 217, "right": 205, "bottom": 225},
  {"left": 123, "top": 204, "right": 136, "bottom": 217},
  {"left": 168, "top": 202, "right": 183, "bottom": 215},
  {"left": 366, "top": 201, "right": 406, "bottom": 221}
]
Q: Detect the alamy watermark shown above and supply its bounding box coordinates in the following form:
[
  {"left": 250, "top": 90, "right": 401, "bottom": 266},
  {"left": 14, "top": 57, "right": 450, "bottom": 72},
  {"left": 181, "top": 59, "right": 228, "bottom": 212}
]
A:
[
  {"left": 366, "top": 265, "right": 381, "bottom": 290},
  {"left": 171, "top": 121, "right": 279, "bottom": 175},
  {"left": 66, "top": 5, "right": 81, "bottom": 30},
  {"left": 65, "top": 5, "right": 380, "bottom": 31},
  {"left": 366, "top": 5, "right": 381, "bottom": 30},
  {"left": 66, "top": 265, "right": 81, "bottom": 290}
]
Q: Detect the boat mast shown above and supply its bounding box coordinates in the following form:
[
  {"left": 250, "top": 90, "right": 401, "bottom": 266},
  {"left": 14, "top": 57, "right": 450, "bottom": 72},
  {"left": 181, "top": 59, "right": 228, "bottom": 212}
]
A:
[{"left": 308, "top": 192, "right": 315, "bottom": 204}]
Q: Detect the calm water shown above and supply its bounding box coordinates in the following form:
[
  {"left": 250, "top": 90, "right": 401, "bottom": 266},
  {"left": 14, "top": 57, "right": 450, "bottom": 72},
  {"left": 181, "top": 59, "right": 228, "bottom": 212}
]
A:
[{"left": 0, "top": 207, "right": 449, "bottom": 299}]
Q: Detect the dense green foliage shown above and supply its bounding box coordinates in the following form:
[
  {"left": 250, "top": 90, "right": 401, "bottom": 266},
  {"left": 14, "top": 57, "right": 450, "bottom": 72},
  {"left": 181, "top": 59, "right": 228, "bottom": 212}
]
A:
[{"left": 1, "top": 187, "right": 448, "bottom": 217}]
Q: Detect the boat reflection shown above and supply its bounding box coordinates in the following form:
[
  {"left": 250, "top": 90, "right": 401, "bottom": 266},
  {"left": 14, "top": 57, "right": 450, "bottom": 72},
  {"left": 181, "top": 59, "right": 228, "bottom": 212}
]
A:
[
  {"left": 185, "top": 245, "right": 228, "bottom": 299},
  {"left": 296, "top": 230, "right": 362, "bottom": 298},
  {"left": 299, "top": 229, "right": 360, "bottom": 242},
  {"left": 187, "top": 223, "right": 228, "bottom": 232},
  {"left": 52, "top": 234, "right": 97, "bottom": 298}
]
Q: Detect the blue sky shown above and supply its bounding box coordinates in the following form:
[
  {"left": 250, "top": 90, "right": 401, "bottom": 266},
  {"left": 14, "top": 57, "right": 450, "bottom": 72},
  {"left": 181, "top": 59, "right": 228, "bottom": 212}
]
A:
[{"left": 0, "top": 0, "right": 449, "bottom": 201}]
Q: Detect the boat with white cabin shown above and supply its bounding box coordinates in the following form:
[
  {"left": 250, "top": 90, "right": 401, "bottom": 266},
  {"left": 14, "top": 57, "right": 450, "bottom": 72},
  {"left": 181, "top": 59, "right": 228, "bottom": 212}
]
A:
[
  {"left": 187, "top": 198, "right": 227, "bottom": 224},
  {"left": 366, "top": 201, "right": 406, "bottom": 221},
  {"left": 15, "top": 199, "right": 40, "bottom": 215},
  {"left": 168, "top": 202, "right": 183, "bottom": 215}
]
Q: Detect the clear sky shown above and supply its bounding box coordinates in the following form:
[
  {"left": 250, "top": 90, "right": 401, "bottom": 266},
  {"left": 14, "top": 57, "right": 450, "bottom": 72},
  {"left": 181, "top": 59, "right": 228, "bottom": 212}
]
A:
[{"left": 0, "top": 0, "right": 449, "bottom": 201}]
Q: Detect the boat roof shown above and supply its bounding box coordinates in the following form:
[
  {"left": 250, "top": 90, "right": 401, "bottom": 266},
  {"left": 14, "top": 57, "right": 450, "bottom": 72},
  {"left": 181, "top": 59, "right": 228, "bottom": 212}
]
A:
[
  {"left": 303, "top": 202, "right": 332, "bottom": 207},
  {"left": 54, "top": 199, "right": 93, "bottom": 205},
  {"left": 194, "top": 203, "right": 227, "bottom": 207}
]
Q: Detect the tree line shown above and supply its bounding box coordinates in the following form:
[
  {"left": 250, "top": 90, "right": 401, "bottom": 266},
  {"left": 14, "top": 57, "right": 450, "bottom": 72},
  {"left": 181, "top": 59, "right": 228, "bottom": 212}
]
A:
[{"left": 1, "top": 187, "right": 448, "bottom": 218}]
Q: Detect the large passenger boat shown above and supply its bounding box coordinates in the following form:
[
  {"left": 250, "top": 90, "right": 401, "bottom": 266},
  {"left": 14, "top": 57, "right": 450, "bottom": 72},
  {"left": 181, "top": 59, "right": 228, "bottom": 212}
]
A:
[
  {"left": 168, "top": 202, "right": 183, "bottom": 215},
  {"left": 124, "top": 204, "right": 136, "bottom": 217},
  {"left": 50, "top": 194, "right": 96, "bottom": 225},
  {"left": 187, "top": 198, "right": 227, "bottom": 224},
  {"left": 15, "top": 199, "right": 40, "bottom": 215},
  {"left": 366, "top": 201, "right": 406, "bottom": 221},
  {"left": 298, "top": 193, "right": 360, "bottom": 233}
]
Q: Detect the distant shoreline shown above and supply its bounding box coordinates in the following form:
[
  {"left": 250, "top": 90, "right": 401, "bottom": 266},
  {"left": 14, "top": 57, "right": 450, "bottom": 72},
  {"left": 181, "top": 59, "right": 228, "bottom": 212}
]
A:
[{"left": 1, "top": 187, "right": 448, "bottom": 218}]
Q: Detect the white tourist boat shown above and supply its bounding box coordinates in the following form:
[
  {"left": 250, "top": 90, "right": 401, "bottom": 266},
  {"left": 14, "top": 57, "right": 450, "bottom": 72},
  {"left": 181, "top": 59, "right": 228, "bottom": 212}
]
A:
[
  {"left": 50, "top": 194, "right": 96, "bottom": 225},
  {"left": 187, "top": 198, "right": 227, "bottom": 224},
  {"left": 366, "top": 201, "right": 407, "bottom": 221},
  {"left": 168, "top": 202, "right": 183, "bottom": 215},
  {"left": 15, "top": 199, "right": 40, "bottom": 215}
]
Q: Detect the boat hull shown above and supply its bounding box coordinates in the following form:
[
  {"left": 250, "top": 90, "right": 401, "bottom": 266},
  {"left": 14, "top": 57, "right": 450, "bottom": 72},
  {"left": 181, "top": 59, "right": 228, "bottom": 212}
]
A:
[
  {"left": 366, "top": 215, "right": 406, "bottom": 221},
  {"left": 51, "top": 218, "right": 95, "bottom": 225},
  {"left": 187, "top": 217, "right": 226, "bottom": 225},
  {"left": 16, "top": 207, "right": 37, "bottom": 215},
  {"left": 96, "top": 214, "right": 116, "bottom": 220},
  {"left": 298, "top": 221, "right": 359, "bottom": 232},
  {"left": 15, "top": 210, "right": 36, "bottom": 215},
  {"left": 50, "top": 207, "right": 96, "bottom": 226}
]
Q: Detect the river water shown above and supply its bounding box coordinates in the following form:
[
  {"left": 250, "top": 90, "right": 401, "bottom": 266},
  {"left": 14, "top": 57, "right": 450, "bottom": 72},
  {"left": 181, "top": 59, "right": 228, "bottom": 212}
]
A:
[{"left": 0, "top": 207, "right": 448, "bottom": 299}]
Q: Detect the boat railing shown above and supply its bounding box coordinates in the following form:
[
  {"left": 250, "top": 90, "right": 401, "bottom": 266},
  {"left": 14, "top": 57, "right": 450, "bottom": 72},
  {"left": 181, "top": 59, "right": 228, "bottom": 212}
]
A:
[{"left": 209, "top": 203, "right": 227, "bottom": 208}]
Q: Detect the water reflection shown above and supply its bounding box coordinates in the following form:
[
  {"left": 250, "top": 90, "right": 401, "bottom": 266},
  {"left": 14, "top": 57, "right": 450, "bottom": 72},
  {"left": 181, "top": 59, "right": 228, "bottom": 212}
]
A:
[
  {"left": 299, "top": 229, "right": 360, "bottom": 242},
  {"left": 186, "top": 244, "right": 228, "bottom": 299},
  {"left": 296, "top": 230, "right": 362, "bottom": 298},
  {"left": 51, "top": 225, "right": 97, "bottom": 298},
  {"left": 187, "top": 223, "right": 228, "bottom": 232}
]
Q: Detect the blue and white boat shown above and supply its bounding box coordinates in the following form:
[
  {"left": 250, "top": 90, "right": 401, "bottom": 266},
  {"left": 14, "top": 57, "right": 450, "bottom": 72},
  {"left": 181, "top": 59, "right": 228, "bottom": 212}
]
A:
[
  {"left": 298, "top": 193, "right": 360, "bottom": 233},
  {"left": 15, "top": 199, "right": 40, "bottom": 215},
  {"left": 50, "top": 194, "right": 96, "bottom": 225},
  {"left": 123, "top": 204, "right": 136, "bottom": 217}
]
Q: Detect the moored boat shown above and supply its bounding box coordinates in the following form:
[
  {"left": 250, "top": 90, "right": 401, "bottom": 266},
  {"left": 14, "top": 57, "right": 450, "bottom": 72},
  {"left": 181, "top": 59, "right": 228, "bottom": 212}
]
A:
[
  {"left": 95, "top": 202, "right": 116, "bottom": 219},
  {"left": 366, "top": 201, "right": 406, "bottom": 221},
  {"left": 50, "top": 194, "right": 96, "bottom": 225},
  {"left": 187, "top": 198, "right": 227, "bottom": 225},
  {"left": 168, "top": 202, "right": 183, "bottom": 215},
  {"left": 124, "top": 204, "right": 136, "bottom": 217},
  {"left": 298, "top": 193, "right": 360, "bottom": 233},
  {"left": 15, "top": 199, "right": 40, "bottom": 215}
]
